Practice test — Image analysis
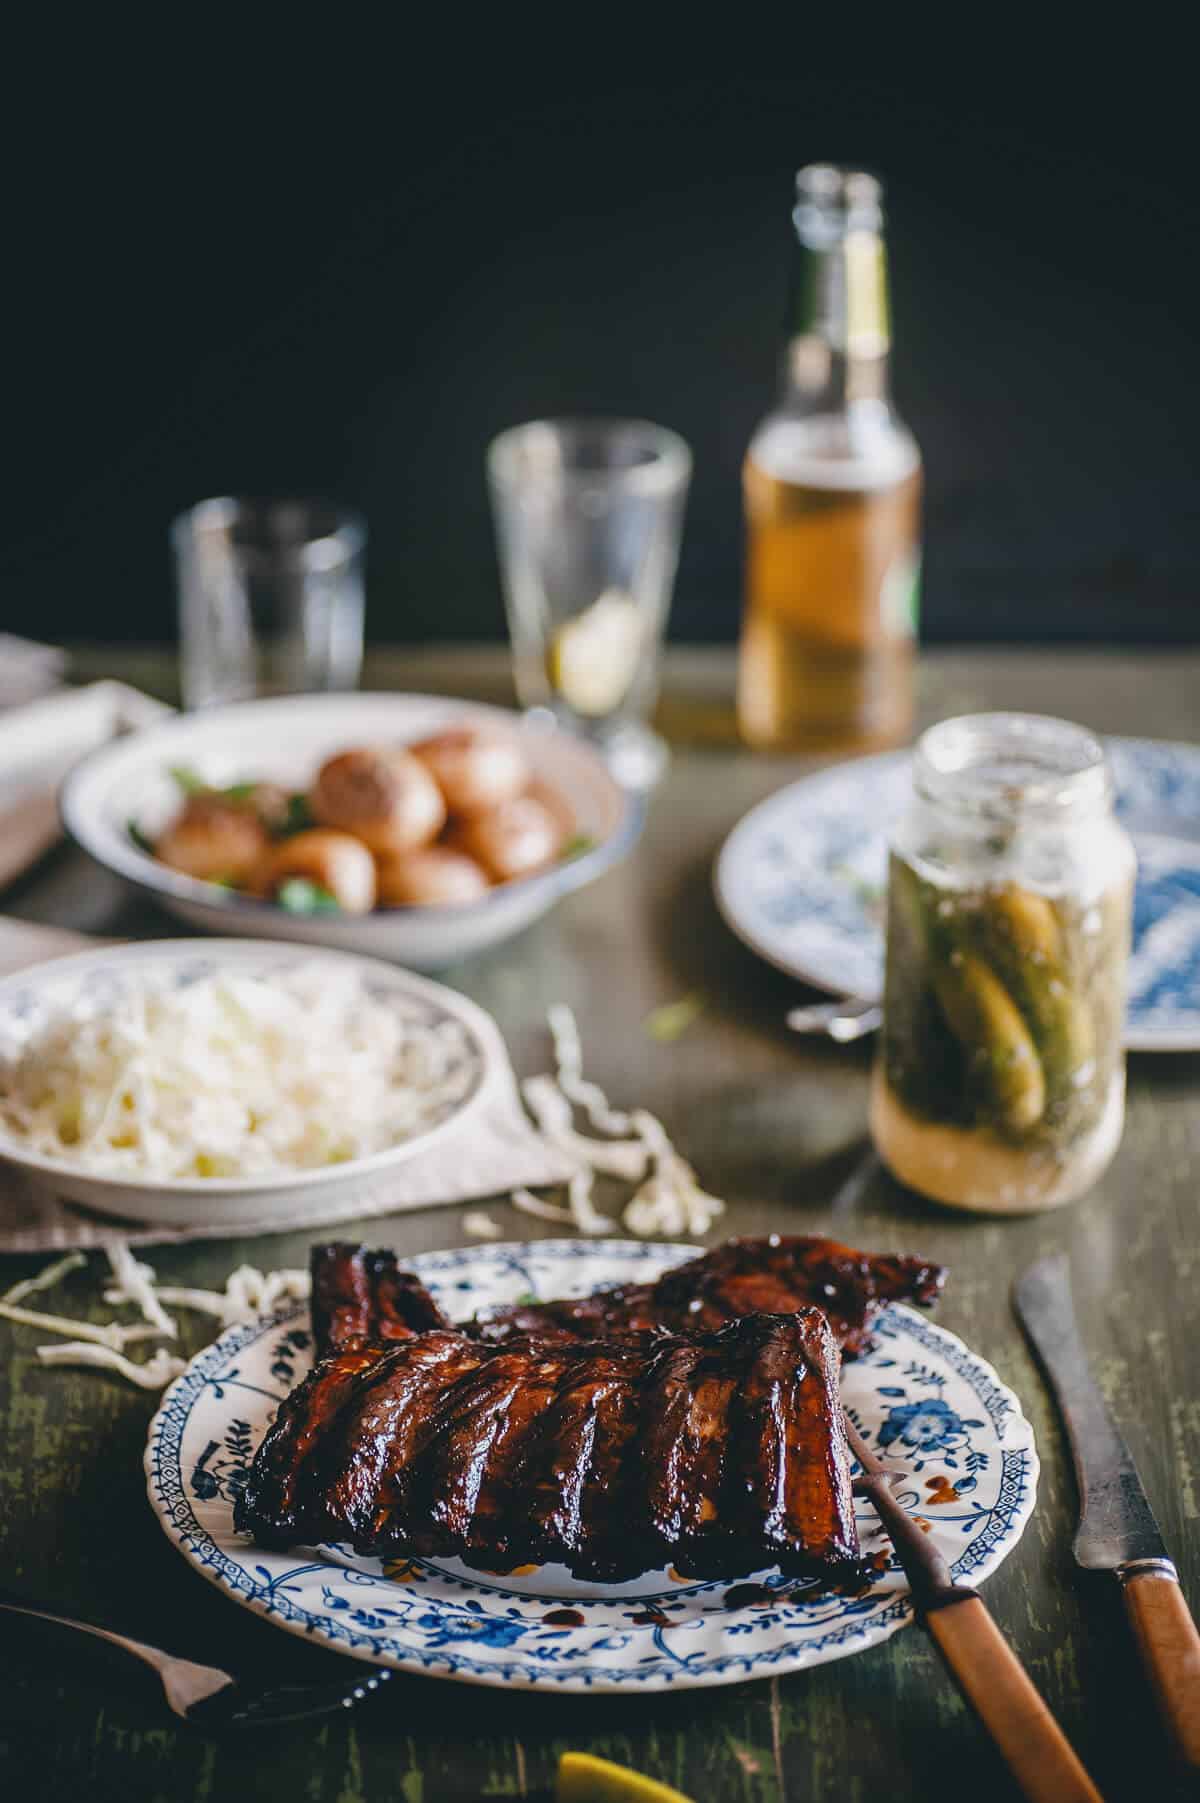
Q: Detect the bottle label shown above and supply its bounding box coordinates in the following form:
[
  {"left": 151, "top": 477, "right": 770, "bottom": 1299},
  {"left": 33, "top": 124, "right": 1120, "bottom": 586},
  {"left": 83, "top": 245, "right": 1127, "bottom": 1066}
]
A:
[
  {"left": 844, "top": 230, "right": 889, "bottom": 358},
  {"left": 882, "top": 550, "right": 921, "bottom": 639}
]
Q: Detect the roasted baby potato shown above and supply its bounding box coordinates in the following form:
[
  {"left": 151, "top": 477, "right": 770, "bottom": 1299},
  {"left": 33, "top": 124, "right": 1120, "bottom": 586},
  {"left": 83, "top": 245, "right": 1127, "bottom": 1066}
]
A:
[
  {"left": 256, "top": 829, "right": 378, "bottom": 913},
  {"left": 154, "top": 796, "right": 270, "bottom": 885},
  {"left": 310, "top": 747, "right": 446, "bottom": 855},
  {"left": 375, "top": 845, "right": 492, "bottom": 907},
  {"left": 451, "top": 796, "right": 564, "bottom": 882},
  {"left": 411, "top": 728, "right": 529, "bottom": 817}
]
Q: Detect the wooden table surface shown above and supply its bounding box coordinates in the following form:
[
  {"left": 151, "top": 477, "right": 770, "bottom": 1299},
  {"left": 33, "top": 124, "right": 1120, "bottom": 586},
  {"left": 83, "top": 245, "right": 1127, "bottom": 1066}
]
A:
[{"left": 1, "top": 646, "right": 1197, "bottom": 1803}]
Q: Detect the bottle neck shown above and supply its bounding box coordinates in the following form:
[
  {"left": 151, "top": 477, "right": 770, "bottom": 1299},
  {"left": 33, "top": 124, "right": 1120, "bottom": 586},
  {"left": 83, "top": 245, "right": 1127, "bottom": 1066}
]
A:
[{"left": 782, "top": 225, "right": 892, "bottom": 413}]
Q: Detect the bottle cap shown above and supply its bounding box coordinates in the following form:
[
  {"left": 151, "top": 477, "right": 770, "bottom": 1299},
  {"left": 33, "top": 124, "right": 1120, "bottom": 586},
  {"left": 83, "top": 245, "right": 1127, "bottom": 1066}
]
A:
[{"left": 794, "top": 165, "right": 884, "bottom": 244}]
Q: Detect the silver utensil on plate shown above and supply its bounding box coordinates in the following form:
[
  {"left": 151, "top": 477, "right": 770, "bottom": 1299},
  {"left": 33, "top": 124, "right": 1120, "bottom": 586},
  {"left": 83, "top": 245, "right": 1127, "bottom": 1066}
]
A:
[
  {"left": 785, "top": 997, "right": 882, "bottom": 1042},
  {"left": 844, "top": 1415, "right": 1102, "bottom": 1803},
  {"left": 1015, "top": 1254, "right": 1200, "bottom": 1772},
  {"left": 0, "top": 1588, "right": 391, "bottom": 1728}
]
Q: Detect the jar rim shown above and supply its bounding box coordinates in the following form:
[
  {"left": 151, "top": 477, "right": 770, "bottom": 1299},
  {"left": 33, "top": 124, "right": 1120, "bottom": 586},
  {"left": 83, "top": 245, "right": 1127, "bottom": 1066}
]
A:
[{"left": 914, "top": 713, "right": 1112, "bottom": 821}]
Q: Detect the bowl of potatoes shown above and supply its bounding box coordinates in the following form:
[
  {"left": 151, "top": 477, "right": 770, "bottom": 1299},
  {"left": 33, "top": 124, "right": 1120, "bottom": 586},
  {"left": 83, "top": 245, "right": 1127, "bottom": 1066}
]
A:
[{"left": 62, "top": 692, "right": 642, "bottom": 968}]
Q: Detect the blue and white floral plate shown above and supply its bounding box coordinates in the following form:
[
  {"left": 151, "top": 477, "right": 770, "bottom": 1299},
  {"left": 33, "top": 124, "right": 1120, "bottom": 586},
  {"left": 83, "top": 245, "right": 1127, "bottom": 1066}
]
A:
[
  {"left": 146, "top": 1239, "right": 1038, "bottom": 1693},
  {"left": 715, "top": 737, "right": 1200, "bottom": 1052}
]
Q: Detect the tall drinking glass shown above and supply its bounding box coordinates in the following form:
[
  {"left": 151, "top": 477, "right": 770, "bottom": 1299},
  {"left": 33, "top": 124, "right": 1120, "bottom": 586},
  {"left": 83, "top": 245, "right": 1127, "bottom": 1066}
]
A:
[
  {"left": 488, "top": 418, "right": 691, "bottom": 788},
  {"left": 173, "top": 498, "right": 365, "bottom": 710}
]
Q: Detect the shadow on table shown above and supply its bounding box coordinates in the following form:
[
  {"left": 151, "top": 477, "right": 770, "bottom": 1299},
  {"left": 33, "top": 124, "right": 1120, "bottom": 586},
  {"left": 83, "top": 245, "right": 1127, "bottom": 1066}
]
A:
[
  {"left": 640, "top": 845, "right": 959, "bottom": 1234},
  {"left": 645, "top": 844, "right": 826, "bottom": 1041}
]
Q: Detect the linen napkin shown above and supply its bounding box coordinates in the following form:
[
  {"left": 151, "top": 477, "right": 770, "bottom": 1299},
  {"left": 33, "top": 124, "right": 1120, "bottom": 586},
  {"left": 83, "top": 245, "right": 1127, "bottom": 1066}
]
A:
[
  {"left": 0, "top": 680, "right": 170, "bottom": 889},
  {"left": 0, "top": 633, "right": 67, "bottom": 708},
  {"left": 0, "top": 919, "right": 575, "bottom": 1252}
]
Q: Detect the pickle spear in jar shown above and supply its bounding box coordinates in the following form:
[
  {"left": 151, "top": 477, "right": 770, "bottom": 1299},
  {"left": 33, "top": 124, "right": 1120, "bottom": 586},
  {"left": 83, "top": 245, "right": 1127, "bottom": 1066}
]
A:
[
  {"left": 972, "top": 884, "right": 1095, "bottom": 1116},
  {"left": 928, "top": 946, "right": 1046, "bottom": 1134},
  {"left": 888, "top": 858, "right": 1046, "bottom": 1135}
]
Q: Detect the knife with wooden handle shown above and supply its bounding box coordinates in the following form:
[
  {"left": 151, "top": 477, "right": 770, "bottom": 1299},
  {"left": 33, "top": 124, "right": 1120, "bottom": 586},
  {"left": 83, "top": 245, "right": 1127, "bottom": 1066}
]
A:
[
  {"left": 844, "top": 1414, "right": 1104, "bottom": 1802},
  {"left": 1016, "top": 1253, "right": 1200, "bottom": 1771}
]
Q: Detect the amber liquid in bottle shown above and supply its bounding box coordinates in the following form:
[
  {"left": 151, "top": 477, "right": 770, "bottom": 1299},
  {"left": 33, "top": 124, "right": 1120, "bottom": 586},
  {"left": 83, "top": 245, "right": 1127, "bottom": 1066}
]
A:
[{"left": 738, "top": 166, "right": 922, "bottom": 753}]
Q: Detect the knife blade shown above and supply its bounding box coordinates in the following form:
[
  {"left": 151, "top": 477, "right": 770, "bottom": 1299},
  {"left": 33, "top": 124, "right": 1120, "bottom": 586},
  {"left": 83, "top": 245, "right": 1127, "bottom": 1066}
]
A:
[
  {"left": 1015, "top": 1253, "right": 1167, "bottom": 1569},
  {"left": 1015, "top": 1253, "right": 1200, "bottom": 1769}
]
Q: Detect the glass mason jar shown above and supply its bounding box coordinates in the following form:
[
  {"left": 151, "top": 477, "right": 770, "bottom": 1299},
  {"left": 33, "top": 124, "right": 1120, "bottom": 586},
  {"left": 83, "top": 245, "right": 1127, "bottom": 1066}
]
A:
[{"left": 870, "top": 714, "right": 1135, "bottom": 1213}]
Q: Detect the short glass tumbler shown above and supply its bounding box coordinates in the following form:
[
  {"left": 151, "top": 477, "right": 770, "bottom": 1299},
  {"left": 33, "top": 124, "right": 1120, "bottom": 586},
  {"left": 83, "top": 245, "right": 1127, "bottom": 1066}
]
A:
[
  {"left": 487, "top": 418, "right": 691, "bottom": 789},
  {"left": 174, "top": 498, "right": 365, "bottom": 710},
  {"left": 871, "top": 712, "right": 1135, "bottom": 1213}
]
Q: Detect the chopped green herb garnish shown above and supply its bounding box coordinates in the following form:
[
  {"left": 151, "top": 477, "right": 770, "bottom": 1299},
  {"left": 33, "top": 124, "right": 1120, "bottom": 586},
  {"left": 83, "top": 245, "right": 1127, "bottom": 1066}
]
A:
[
  {"left": 282, "top": 792, "right": 315, "bottom": 836},
  {"left": 513, "top": 1290, "right": 538, "bottom": 1306},
  {"left": 127, "top": 819, "right": 155, "bottom": 855},
  {"left": 275, "top": 878, "right": 341, "bottom": 915},
  {"left": 168, "top": 764, "right": 207, "bottom": 795},
  {"left": 560, "top": 833, "right": 596, "bottom": 863},
  {"left": 220, "top": 781, "right": 258, "bottom": 804},
  {"left": 644, "top": 992, "right": 707, "bottom": 1042}
]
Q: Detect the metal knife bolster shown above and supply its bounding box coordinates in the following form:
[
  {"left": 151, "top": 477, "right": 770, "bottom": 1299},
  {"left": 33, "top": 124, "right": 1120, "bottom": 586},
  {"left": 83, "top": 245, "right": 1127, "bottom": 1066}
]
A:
[
  {"left": 1114, "top": 1556, "right": 1180, "bottom": 1585},
  {"left": 1015, "top": 1255, "right": 1170, "bottom": 1572}
]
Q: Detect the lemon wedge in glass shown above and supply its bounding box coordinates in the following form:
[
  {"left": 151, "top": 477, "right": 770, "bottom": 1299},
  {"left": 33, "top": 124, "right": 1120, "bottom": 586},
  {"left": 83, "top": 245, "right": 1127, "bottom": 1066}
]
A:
[
  {"left": 547, "top": 590, "right": 644, "bottom": 718},
  {"left": 556, "top": 1752, "right": 695, "bottom": 1803}
]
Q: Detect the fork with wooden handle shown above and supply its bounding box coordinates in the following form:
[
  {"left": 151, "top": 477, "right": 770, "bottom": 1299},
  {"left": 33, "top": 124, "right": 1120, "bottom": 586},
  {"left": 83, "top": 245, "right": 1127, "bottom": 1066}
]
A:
[{"left": 844, "top": 1416, "right": 1105, "bottom": 1803}]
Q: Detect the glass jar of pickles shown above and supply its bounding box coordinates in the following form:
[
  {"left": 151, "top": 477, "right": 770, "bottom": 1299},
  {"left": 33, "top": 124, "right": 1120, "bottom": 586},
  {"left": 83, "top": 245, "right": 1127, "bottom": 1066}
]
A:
[{"left": 870, "top": 713, "right": 1135, "bottom": 1212}]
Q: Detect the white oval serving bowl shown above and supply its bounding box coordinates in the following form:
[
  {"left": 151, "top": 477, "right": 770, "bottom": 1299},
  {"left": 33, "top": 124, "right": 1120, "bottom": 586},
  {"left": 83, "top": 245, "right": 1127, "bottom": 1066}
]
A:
[
  {"left": 0, "top": 938, "right": 494, "bottom": 1228},
  {"left": 61, "top": 693, "right": 643, "bottom": 968}
]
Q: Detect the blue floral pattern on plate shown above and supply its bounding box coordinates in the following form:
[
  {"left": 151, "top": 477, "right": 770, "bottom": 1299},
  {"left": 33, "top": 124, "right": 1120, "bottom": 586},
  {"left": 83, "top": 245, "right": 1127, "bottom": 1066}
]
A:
[
  {"left": 714, "top": 737, "right": 1200, "bottom": 1051},
  {"left": 145, "top": 1240, "right": 1038, "bottom": 1693}
]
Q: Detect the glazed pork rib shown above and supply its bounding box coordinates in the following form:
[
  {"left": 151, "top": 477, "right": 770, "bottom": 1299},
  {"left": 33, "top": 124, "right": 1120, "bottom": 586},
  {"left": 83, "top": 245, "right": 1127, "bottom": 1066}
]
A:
[
  {"left": 236, "top": 1308, "right": 859, "bottom": 1583},
  {"left": 310, "top": 1235, "right": 945, "bottom": 1361},
  {"left": 310, "top": 1243, "right": 450, "bottom": 1354},
  {"left": 475, "top": 1235, "right": 944, "bottom": 1358}
]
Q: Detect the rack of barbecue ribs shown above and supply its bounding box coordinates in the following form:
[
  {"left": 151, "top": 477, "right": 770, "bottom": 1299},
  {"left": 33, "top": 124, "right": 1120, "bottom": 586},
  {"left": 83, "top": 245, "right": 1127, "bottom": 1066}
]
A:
[
  {"left": 235, "top": 1308, "right": 860, "bottom": 1583},
  {"left": 309, "top": 1235, "right": 946, "bottom": 1362}
]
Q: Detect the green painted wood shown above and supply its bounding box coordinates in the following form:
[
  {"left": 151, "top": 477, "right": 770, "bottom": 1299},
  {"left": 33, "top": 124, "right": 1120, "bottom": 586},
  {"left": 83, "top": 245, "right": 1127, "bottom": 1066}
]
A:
[{"left": 1, "top": 648, "right": 1198, "bottom": 1801}]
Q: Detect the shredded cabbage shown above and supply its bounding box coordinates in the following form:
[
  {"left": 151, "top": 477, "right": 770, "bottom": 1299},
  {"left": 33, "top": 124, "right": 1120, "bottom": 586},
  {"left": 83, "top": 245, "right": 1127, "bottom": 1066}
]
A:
[
  {"left": 511, "top": 1187, "right": 578, "bottom": 1225},
  {"left": 1, "top": 1251, "right": 86, "bottom": 1306},
  {"left": 546, "top": 1003, "right": 637, "bottom": 1134},
  {"left": 520, "top": 1076, "right": 647, "bottom": 1179},
  {"left": 8, "top": 1249, "right": 314, "bottom": 1390},
  {"left": 36, "top": 1343, "right": 186, "bottom": 1388},
  {"left": 0, "top": 963, "right": 474, "bottom": 1179},
  {"left": 0, "top": 1298, "right": 160, "bottom": 1350},
  {"left": 105, "top": 1242, "right": 176, "bottom": 1336},
  {"left": 462, "top": 1210, "right": 503, "bottom": 1239},
  {"left": 516, "top": 1004, "right": 725, "bottom": 1241},
  {"left": 103, "top": 1262, "right": 311, "bottom": 1327}
]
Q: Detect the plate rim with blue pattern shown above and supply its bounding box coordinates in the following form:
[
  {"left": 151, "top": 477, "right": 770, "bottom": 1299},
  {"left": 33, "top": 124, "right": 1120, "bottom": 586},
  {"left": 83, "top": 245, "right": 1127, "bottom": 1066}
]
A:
[
  {"left": 145, "top": 1238, "right": 1038, "bottom": 1694},
  {"left": 714, "top": 735, "right": 1200, "bottom": 1052}
]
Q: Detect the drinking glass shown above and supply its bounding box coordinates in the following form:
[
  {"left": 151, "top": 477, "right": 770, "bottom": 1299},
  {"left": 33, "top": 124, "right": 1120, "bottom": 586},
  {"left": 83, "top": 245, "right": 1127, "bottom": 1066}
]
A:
[
  {"left": 173, "top": 498, "right": 365, "bottom": 710},
  {"left": 487, "top": 418, "right": 691, "bottom": 788}
]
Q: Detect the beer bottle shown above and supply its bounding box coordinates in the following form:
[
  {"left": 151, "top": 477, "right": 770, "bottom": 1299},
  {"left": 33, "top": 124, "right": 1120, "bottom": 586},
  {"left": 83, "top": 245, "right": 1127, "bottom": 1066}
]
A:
[{"left": 737, "top": 166, "right": 921, "bottom": 752}]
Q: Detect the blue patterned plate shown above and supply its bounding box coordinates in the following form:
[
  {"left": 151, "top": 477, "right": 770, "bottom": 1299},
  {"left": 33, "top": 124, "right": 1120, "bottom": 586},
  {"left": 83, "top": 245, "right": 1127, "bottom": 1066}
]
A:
[
  {"left": 146, "top": 1239, "right": 1037, "bottom": 1693},
  {"left": 714, "top": 737, "right": 1200, "bottom": 1052}
]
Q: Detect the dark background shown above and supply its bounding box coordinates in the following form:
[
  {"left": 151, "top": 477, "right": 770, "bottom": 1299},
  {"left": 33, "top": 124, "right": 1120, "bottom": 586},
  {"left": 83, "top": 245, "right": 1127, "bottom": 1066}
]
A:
[{"left": 4, "top": 34, "right": 1197, "bottom": 650}]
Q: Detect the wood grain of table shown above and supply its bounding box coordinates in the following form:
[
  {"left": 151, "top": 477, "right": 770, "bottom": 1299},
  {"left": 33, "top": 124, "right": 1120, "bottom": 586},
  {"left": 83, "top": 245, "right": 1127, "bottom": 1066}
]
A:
[{"left": 1, "top": 646, "right": 1197, "bottom": 1802}]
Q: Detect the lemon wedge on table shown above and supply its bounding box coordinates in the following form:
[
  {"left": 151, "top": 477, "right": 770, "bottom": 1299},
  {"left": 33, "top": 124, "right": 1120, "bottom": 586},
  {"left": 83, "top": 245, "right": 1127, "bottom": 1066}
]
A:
[
  {"left": 557, "top": 1751, "right": 696, "bottom": 1803},
  {"left": 548, "top": 590, "right": 644, "bottom": 718}
]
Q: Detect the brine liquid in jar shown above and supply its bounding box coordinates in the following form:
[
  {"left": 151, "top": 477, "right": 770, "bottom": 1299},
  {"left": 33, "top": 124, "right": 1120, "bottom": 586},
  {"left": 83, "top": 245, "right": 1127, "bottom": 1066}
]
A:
[{"left": 870, "top": 713, "right": 1135, "bottom": 1212}]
